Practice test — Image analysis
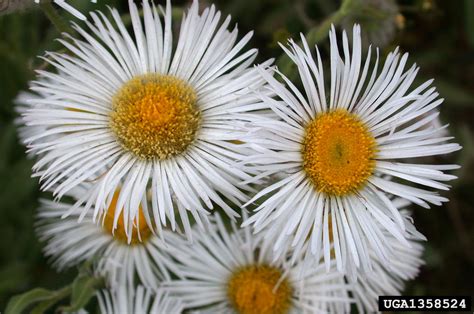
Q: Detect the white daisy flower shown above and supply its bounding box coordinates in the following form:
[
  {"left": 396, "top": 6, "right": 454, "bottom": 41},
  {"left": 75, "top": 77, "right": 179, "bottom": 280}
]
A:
[
  {"left": 22, "top": 0, "right": 271, "bottom": 240},
  {"left": 36, "top": 187, "right": 178, "bottom": 289},
  {"left": 163, "top": 213, "right": 353, "bottom": 314},
  {"left": 98, "top": 285, "right": 184, "bottom": 314},
  {"left": 241, "top": 24, "right": 460, "bottom": 274}
]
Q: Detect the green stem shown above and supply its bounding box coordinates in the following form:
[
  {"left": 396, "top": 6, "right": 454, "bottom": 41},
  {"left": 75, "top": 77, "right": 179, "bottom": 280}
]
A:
[
  {"left": 39, "top": 1, "right": 73, "bottom": 35},
  {"left": 276, "top": 0, "right": 356, "bottom": 78},
  {"left": 306, "top": 0, "right": 352, "bottom": 45}
]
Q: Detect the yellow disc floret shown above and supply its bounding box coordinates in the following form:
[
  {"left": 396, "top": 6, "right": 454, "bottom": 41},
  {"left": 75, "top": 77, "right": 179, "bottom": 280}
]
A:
[
  {"left": 110, "top": 74, "right": 201, "bottom": 160},
  {"left": 302, "top": 109, "right": 376, "bottom": 196},
  {"left": 103, "top": 190, "right": 152, "bottom": 244},
  {"left": 227, "top": 265, "right": 292, "bottom": 314}
]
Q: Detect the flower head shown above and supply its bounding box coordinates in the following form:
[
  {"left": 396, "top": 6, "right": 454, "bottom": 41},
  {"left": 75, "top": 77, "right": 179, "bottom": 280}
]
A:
[
  {"left": 22, "top": 0, "right": 270, "bottom": 240},
  {"left": 163, "top": 213, "right": 352, "bottom": 313},
  {"left": 242, "top": 24, "right": 460, "bottom": 274},
  {"left": 36, "top": 186, "right": 177, "bottom": 289}
]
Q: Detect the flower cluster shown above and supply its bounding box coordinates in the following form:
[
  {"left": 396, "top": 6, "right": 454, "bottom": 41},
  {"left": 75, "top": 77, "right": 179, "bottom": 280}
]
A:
[{"left": 16, "top": 0, "right": 460, "bottom": 312}]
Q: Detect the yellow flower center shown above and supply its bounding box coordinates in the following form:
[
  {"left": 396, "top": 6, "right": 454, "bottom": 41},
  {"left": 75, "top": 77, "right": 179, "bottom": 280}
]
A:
[
  {"left": 227, "top": 265, "right": 292, "bottom": 314},
  {"left": 110, "top": 74, "right": 201, "bottom": 160},
  {"left": 302, "top": 109, "right": 376, "bottom": 196},
  {"left": 102, "top": 191, "right": 152, "bottom": 244}
]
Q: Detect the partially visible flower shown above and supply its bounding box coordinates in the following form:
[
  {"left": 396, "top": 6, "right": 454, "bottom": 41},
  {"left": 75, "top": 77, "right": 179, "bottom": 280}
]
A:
[
  {"left": 98, "top": 285, "right": 184, "bottom": 314},
  {"left": 350, "top": 213, "right": 425, "bottom": 312},
  {"left": 163, "top": 213, "right": 352, "bottom": 313},
  {"left": 241, "top": 24, "right": 460, "bottom": 274},
  {"left": 22, "top": 0, "right": 271, "bottom": 241},
  {"left": 36, "top": 186, "right": 178, "bottom": 289},
  {"left": 262, "top": 199, "right": 426, "bottom": 282}
]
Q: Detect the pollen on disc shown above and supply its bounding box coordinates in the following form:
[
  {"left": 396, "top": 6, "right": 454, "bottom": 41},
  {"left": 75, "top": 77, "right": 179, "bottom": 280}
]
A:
[
  {"left": 102, "top": 190, "right": 152, "bottom": 244},
  {"left": 227, "top": 265, "right": 292, "bottom": 314},
  {"left": 302, "top": 109, "right": 376, "bottom": 196},
  {"left": 110, "top": 74, "right": 201, "bottom": 160}
]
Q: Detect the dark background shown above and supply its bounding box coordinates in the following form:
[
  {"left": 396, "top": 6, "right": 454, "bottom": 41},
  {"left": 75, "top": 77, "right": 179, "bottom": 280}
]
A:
[{"left": 0, "top": 0, "right": 472, "bottom": 311}]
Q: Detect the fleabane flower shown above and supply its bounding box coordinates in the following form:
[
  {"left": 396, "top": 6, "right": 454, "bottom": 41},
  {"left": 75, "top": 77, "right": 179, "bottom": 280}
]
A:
[
  {"left": 22, "top": 0, "right": 270, "bottom": 240},
  {"left": 242, "top": 24, "right": 460, "bottom": 274},
  {"left": 98, "top": 285, "right": 184, "bottom": 314},
  {"left": 163, "top": 213, "right": 353, "bottom": 313},
  {"left": 36, "top": 187, "right": 178, "bottom": 289}
]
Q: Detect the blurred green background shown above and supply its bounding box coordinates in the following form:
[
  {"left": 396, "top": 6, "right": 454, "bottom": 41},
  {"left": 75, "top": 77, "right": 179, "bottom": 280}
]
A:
[{"left": 0, "top": 0, "right": 473, "bottom": 311}]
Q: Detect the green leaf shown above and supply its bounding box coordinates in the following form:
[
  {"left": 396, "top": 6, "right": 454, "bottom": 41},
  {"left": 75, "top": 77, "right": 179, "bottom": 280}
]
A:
[
  {"left": 60, "top": 275, "right": 103, "bottom": 312},
  {"left": 5, "top": 285, "right": 73, "bottom": 314},
  {"left": 30, "top": 297, "right": 62, "bottom": 314},
  {"left": 5, "top": 288, "right": 54, "bottom": 314}
]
